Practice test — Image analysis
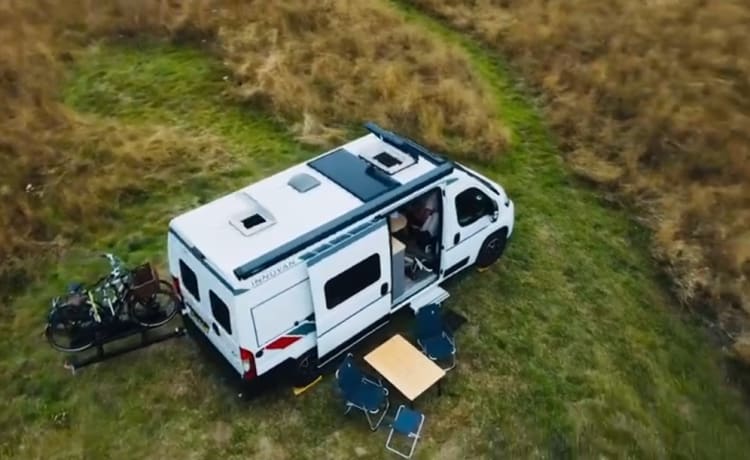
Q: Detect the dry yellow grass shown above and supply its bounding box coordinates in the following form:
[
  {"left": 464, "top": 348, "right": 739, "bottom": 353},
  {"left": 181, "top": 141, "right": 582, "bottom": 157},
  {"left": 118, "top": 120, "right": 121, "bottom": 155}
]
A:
[
  {"left": 411, "top": 0, "right": 750, "bottom": 361},
  {"left": 0, "top": 0, "right": 226, "bottom": 297},
  {"left": 218, "top": 1, "right": 508, "bottom": 154},
  {"left": 0, "top": 0, "right": 507, "bottom": 300}
]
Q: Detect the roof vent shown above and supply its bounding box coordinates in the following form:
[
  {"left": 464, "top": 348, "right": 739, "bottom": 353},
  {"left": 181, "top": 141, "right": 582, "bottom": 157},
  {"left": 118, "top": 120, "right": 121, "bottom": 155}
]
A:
[
  {"left": 360, "top": 148, "right": 415, "bottom": 175},
  {"left": 373, "top": 152, "right": 402, "bottom": 168},
  {"left": 288, "top": 173, "right": 320, "bottom": 193},
  {"left": 230, "top": 193, "right": 275, "bottom": 236},
  {"left": 241, "top": 213, "right": 266, "bottom": 229}
]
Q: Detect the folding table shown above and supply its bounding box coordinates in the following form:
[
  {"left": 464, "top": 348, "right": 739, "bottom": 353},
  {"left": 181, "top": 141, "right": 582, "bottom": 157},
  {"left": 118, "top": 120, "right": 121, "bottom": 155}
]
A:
[{"left": 364, "top": 334, "right": 445, "bottom": 402}]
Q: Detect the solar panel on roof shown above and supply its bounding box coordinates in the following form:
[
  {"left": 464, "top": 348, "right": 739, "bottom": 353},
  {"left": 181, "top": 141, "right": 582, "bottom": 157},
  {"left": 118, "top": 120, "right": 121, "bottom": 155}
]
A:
[{"left": 308, "top": 149, "right": 399, "bottom": 201}]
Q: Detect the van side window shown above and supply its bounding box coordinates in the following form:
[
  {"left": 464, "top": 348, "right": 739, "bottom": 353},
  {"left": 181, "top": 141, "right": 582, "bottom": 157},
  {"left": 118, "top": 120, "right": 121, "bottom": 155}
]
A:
[
  {"left": 455, "top": 187, "right": 493, "bottom": 227},
  {"left": 209, "top": 291, "right": 231, "bottom": 334},
  {"left": 179, "top": 260, "right": 200, "bottom": 301},
  {"left": 324, "top": 254, "right": 381, "bottom": 309}
]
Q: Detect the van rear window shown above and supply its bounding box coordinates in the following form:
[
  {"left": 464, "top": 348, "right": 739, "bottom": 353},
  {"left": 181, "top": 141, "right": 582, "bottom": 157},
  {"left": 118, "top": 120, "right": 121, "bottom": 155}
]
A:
[
  {"left": 209, "top": 291, "right": 232, "bottom": 334},
  {"left": 179, "top": 260, "right": 200, "bottom": 301},
  {"left": 324, "top": 254, "right": 381, "bottom": 309}
]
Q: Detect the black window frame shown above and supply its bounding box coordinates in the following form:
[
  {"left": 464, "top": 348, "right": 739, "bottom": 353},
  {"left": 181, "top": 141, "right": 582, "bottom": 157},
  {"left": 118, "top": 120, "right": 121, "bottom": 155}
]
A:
[
  {"left": 455, "top": 187, "right": 495, "bottom": 227},
  {"left": 179, "top": 260, "right": 200, "bottom": 301},
  {"left": 209, "top": 290, "right": 232, "bottom": 335},
  {"left": 324, "top": 254, "right": 381, "bottom": 310}
]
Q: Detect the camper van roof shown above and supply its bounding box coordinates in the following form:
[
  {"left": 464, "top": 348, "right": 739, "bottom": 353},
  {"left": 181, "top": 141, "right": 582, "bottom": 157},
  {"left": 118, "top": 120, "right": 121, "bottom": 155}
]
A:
[{"left": 169, "top": 127, "right": 450, "bottom": 285}]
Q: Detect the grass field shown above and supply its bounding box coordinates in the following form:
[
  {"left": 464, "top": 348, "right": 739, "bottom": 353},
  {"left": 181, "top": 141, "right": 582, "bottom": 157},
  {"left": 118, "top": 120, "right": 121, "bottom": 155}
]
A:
[{"left": 2, "top": 3, "right": 750, "bottom": 458}]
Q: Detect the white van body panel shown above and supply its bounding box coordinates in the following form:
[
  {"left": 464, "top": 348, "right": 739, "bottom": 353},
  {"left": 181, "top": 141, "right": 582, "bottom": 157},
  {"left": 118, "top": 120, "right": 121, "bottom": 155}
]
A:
[
  {"left": 168, "top": 231, "right": 244, "bottom": 375},
  {"left": 441, "top": 170, "right": 506, "bottom": 273},
  {"left": 251, "top": 279, "right": 311, "bottom": 347},
  {"left": 307, "top": 220, "right": 392, "bottom": 357}
]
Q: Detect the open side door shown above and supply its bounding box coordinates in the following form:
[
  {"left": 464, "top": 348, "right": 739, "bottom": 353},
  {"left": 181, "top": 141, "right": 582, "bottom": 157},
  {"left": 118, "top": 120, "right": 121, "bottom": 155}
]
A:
[{"left": 305, "top": 219, "right": 392, "bottom": 359}]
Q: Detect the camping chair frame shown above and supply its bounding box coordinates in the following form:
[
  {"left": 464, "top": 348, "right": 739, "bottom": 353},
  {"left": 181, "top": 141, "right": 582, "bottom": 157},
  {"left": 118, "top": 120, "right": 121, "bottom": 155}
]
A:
[
  {"left": 386, "top": 404, "right": 425, "bottom": 459},
  {"left": 335, "top": 354, "right": 390, "bottom": 431},
  {"left": 415, "top": 304, "right": 457, "bottom": 371},
  {"left": 417, "top": 332, "right": 456, "bottom": 371}
]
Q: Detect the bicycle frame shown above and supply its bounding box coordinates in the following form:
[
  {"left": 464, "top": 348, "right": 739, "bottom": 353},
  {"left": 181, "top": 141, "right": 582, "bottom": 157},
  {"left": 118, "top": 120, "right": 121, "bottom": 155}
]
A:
[
  {"left": 87, "top": 290, "right": 102, "bottom": 323},
  {"left": 86, "top": 279, "right": 124, "bottom": 324}
]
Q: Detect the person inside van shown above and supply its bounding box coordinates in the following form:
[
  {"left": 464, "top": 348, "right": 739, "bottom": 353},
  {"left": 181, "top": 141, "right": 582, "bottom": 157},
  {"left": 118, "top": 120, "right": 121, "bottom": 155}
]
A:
[{"left": 404, "top": 191, "right": 440, "bottom": 258}]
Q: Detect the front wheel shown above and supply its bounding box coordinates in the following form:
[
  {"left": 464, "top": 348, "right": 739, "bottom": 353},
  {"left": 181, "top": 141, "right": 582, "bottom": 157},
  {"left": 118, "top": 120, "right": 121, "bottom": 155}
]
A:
[
  {"left": 129, "top": 281, "right": 179, "bottom": 328},
  {"left": 475, "top": 228, "right": 508, "bottom": 271},
  {"left": 45, "top": 304, "right": 97, "bottom": 353}
]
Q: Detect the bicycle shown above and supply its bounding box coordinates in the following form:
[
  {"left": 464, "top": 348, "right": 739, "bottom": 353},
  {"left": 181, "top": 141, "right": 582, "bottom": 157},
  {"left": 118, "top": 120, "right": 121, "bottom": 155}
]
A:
[{"left": 45, "top": 253, "right": 179, "bottom": 353}]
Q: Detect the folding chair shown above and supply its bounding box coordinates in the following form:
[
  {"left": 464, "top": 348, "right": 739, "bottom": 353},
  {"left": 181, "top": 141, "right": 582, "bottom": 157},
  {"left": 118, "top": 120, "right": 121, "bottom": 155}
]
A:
[
  {"left": 415, "top": 303, "right": 456, "bottom": 371},
  {"left": 386, "top": 405, "right": 425, "bottom": 459},
  {"left": 335, "top": 353, "right": 390, "bottom": 431}
]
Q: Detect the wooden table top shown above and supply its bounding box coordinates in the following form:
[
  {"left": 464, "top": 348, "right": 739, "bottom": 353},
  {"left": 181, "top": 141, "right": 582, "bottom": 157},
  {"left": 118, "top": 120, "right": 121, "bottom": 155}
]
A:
[{"left": 365, "top": 334, "right": 445, "bottom": 401}]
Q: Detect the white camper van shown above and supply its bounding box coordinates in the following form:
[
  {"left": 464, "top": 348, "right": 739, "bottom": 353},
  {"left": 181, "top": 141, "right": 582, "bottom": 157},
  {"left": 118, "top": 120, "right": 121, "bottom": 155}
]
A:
[{"left": 167, "top": 123, "right": 514, "bottom": 382}]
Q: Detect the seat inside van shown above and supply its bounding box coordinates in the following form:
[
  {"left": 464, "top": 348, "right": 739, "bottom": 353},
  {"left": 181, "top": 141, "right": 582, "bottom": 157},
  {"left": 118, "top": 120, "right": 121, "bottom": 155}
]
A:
[{"left": 388, "top": 189, "right": 442, "bottom": 302}]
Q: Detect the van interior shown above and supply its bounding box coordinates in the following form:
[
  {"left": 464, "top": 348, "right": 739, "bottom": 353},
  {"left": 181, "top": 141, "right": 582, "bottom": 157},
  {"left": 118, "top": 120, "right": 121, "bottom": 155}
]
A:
[{"left": 387, "top": 188, "right": 442, "bottom": 303}]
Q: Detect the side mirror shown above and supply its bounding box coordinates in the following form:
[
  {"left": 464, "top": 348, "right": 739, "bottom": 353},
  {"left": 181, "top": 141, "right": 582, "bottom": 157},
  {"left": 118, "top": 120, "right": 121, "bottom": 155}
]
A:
[{"left": 490, "top": 200, "right": 499, "bottom": 222}]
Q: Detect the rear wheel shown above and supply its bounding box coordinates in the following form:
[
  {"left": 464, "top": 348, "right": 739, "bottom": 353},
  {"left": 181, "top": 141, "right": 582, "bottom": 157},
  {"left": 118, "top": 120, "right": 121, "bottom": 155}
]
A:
[
  {"left": 129, "top": 281, "right": 179, "bottom": 328},
  {"left": 45, "top": 304, "right": 96, "bottom": 353},
  {"left": 476, "top": 229, "right": 508, "bottom": 270},
  {"left": 291, "top": 351, "right": 320, "bottom": 388}
]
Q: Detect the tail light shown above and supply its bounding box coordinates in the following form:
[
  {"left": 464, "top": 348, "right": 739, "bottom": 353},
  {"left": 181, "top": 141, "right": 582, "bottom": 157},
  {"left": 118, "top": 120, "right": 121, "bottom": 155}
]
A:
[
  {"left": 171, "top": 276, "right": 182, "bottom": 299},
  {"left": 239, "top": 347, "right": 256, "bottom": 380}
]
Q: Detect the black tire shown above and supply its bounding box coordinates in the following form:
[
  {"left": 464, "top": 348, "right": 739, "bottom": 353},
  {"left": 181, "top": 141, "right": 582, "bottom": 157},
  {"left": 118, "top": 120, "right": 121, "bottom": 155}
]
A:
[
  {"left": 475, "top": 228, "right": 508, "bottom": 270},
  {"left": 45, "top": 304, "right": 96, "bottom": 353},
  {"left": 291, "top": 351, "right": 320, "bottom": 388},
  {"left": 129, "top": 281, "right": 179, "bottom": 328}
]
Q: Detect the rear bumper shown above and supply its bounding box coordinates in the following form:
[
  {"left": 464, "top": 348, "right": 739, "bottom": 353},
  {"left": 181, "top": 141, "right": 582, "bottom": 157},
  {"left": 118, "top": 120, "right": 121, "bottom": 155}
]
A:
[
  {"left": 181, "top": 311, "right": 235, "bottom": 366},
  {"left": 181, "top": 312, "right": 241, "bottom": 377},
  {"left": 180, "top": 313, "right": 293, "bottom": 396}
]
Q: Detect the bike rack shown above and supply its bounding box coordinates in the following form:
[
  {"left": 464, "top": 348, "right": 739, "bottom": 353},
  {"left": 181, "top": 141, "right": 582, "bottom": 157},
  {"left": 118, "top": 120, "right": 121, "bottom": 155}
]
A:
[{"left": 62, "top": 320, "right": 186, "bottom": 374}]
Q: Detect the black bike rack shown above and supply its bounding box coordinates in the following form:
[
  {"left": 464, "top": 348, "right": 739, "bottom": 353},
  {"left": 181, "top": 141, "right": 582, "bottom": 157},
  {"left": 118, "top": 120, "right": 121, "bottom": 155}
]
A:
[{"left": 62, "top": 320, "right": 186, "bottom": 374}]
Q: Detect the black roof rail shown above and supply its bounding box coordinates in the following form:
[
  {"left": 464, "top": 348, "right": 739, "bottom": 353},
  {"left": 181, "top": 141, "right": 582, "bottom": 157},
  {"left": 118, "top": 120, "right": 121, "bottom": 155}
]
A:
[{"left": 364, "top": 122, "right": 448, "bottom": 166}]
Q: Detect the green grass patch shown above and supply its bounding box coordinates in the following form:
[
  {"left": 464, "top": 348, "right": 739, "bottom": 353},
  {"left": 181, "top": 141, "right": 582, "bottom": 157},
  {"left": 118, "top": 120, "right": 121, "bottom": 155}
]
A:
[{"left": 2, "top": 8, "right": 749, "bottom": 460}]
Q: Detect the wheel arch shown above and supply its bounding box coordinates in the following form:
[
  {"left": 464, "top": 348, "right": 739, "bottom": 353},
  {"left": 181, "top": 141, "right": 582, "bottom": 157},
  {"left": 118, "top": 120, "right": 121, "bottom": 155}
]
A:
[{"left": 475, "top": 226, "right": 510, "bottom": 270}]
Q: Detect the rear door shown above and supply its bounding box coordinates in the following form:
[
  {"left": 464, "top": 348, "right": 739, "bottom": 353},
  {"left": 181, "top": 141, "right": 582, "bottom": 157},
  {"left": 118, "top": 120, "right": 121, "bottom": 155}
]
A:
[
  {"left": 306, "top": 219, "right": 391, "bottom": 358},
  {"left": 205, "top": 288, "right": 240, "bottom": 368},
  {"left": 174, "top": 250, "right": 242, "bottom": 374}
]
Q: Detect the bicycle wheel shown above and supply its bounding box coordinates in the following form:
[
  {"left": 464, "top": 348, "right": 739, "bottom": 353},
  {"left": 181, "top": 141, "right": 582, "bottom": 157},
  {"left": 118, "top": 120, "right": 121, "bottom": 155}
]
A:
[
  {"left": 129, "top": 281, "right": 179, "bottom": 328},
  {"left": 45, "top": 304, "right": 96, "bottom": 352}
]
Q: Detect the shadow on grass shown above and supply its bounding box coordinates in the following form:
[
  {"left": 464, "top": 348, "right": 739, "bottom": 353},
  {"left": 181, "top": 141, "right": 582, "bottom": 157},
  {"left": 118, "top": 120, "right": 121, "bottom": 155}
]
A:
[{"left": 182, "top": 300, "right": 467, "bottom": 407}]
